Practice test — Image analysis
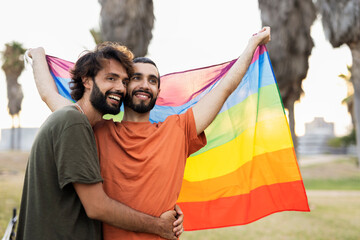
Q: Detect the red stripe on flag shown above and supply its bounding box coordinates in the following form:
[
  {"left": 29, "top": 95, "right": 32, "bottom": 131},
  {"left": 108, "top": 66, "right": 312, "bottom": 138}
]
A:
[{"left": 178, "top": 180, "right": 309, "bottom": 231}]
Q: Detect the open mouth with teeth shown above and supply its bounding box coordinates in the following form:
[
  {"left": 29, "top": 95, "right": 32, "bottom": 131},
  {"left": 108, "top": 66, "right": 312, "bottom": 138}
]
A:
[
  {"left": 108, "top": 94, "right": 121, "bottom": 105},
  {"left": 134, "top": 92, "right": 150, "bottom": 100},
  {"left": 133, "top": 90, "right": 153, "bottom": 101}
]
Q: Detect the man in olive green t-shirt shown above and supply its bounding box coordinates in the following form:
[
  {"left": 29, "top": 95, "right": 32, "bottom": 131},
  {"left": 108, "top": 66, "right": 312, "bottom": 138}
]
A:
[
  {"left": 17, "top": 106, "right": 103, "bottom": 239},
  {"left": 16, "top": 43, "right": 182, "bottom": 240}
]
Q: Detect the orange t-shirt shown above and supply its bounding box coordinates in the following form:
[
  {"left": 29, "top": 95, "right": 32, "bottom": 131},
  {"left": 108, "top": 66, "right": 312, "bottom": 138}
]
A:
[{"left": 94, "top": 108, "right": 206, "bottom": 240}]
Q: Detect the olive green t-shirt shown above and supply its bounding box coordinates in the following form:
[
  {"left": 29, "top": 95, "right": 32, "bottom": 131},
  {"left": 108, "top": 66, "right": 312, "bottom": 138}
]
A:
[{"left": 16, "top": 105, "right": 103, "bottom": 240}]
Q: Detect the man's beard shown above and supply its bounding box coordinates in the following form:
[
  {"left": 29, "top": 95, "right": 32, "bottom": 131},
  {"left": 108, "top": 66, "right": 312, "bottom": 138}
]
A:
[
  {"left": 90, "top": 80, "right": 123, "bottom": 115},
  {"left": 124, "top": 89, "right": 157, "bottom": 113}
]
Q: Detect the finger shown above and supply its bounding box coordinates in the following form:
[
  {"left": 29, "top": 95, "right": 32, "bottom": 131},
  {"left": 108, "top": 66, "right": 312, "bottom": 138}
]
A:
[
  {"left": 175, "top": 227, "right": 183, "bottom": 237},
  {"left": 169, "top": 209, "right": 177, "bottom": 217},
  {"left": 174, "top": 205, "right": 183, "bottom": 215},
  {"left": 173, "top": 213, "right": 183, "bottom": 226},
  {"left": 24, "top": 49, "right": 34, "bottom": 67},
  {"left": 27, "top": 48, "right": 32, "bottom": 57},
  {"left": 173, "top": 224, "right": 182, "bottom": 233}
]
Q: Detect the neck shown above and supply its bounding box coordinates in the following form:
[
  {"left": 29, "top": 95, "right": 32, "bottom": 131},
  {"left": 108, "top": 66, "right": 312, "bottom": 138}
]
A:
[
  {"left": 122, "top": 106, "right": 150, "bottom": 122},
  {"left": 76, "top": 98, "right": 103, "bottom": 126}
]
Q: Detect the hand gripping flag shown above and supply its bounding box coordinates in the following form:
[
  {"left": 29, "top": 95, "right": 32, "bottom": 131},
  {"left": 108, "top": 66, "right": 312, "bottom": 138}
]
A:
[{"left": 46, "top": 45, "right": 309, "bottom": 231}]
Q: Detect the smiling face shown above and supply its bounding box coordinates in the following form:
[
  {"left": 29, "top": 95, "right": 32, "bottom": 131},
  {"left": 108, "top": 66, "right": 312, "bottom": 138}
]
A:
[
  {"left": 88, "top": 58, "right": 129, "bottom": 115},
  {"left": 124, "top": 62, "right": 160, "bottom": 113}
]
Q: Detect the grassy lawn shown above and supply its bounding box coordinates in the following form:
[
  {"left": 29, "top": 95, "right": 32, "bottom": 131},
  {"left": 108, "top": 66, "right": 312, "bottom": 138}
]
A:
[
  {"left": 0, "top": 151, "right": 27, "bottom": 236},
  {"left": 301, "top": 157, "right": 360, "bottom": 190},
  {"left": 181, "top": 195, "right": 360, "bottom": 240},
  {"left": 1, "top": 152, "right": 360, "bottom": 239}
]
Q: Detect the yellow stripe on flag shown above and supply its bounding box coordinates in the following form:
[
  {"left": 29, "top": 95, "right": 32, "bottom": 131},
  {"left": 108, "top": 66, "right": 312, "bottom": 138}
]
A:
[
  {"left": 184, "top": 115, "right": 294, "bottom": 182},
  {"left": 179, "top": 148, "right": 300, "bottom": 202}
]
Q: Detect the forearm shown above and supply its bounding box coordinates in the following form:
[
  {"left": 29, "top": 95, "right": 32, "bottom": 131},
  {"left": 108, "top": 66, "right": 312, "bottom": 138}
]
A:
[
  {"left": 96, "top": 195, "right": 164, "bottom": 235},
  {"left": 193, "top": 41, "right": 259, "bottom": 134},
  {"left": 219, "top": 40, "right": 259, "bottom": 94},
  {"left": 31, "top": 48, "right": 72, "bottom": 112},
  {"left": 193, "top": 27, "right": 271, "bottom": 134},
  {"left": 74, "top": 182, "right": 176, "bottom": 239}
]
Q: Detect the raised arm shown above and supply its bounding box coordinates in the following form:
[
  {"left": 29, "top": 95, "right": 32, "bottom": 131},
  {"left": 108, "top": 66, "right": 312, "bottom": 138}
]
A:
[
  {"left": 28, "top": 47, "right": 73, "bottom": 112},
  {"left": 74, "top": 182, "right": 181, "bottom": 239},
  {"left": 193, "top": 27, "right": 271, "bottom": 135}
]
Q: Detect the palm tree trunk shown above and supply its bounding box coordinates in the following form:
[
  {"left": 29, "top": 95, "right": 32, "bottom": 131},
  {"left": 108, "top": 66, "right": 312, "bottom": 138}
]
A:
[
  {"left": 287, "top": 102, "right": 298, "bottom": 155},
  {"left": 11, "top": 116, "right": 15, "bottom": 150},
  {"left": 349, "top": 42, "right": 360, "bottom": 168},
  {"left": 17, "top": 114, "right": 21, "bottom": 150}
]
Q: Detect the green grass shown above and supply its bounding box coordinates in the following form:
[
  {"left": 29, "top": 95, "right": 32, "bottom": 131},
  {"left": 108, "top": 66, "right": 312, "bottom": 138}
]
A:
[
  {"left": 0, "top": 151, "right": 27, "bottom": 236},
  {"left": 304, "top": 177, "right": 360, "bottom": 190},
  {"left": 300, "top": 157, "right": 360, "bottom": 190},
  {"left": 181, "top": 195, "right": 360, "bottom": 240}
]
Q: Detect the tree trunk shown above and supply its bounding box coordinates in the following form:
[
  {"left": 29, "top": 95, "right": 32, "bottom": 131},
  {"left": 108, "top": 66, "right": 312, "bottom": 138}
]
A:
[
  {"left": 17, "top": 114, "right": 21, "bottom": 150},
  {"left": 99, "top": 0, "right": 154, "bottom": 57},
  {"left": 11, "top": 116, "right": 15, "bottom": 150},
  {"left": 5, "top": 73, "right": 23, "bottom": 116},
  {"left": 287, "top": 102, "right": 298, "bottom": 154},
  {"left": 349, "top": 42, "right": 360, "bottom": 168}
]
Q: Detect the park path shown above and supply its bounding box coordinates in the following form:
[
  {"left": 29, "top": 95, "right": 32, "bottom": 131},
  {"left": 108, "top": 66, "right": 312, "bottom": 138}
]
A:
[
  {"left": 298, "top": 154, "right": 354, "bottom": 166},
  {"left": 306, "top": 190, "right": 360, "bottom": 197}
]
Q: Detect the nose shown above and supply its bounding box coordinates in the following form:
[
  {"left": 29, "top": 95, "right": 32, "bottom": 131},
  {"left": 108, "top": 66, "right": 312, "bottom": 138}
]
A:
[{"left": 139, "top": 78, "right": 150, "bottom": 90}]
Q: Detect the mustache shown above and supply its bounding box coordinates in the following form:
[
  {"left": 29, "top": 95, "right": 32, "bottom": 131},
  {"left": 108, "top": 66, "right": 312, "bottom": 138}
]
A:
[{"left": 132, "top": 89, "right": 153, "bottom": 99}]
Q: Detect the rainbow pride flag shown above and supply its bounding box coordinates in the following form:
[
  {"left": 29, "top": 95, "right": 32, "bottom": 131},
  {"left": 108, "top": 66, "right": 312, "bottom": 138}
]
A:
[{"left": 46, "top": 45, "right": 309, "bottom": 231}]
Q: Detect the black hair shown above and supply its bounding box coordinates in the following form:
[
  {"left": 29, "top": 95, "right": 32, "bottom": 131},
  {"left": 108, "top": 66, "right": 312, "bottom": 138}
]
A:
[{"left": 133, "top": 57, "right": 160, "bottom": 88}]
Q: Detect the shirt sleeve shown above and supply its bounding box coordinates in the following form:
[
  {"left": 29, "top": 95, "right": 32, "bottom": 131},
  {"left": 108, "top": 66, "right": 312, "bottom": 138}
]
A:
[
  {"left": 54, "top": 123, "right": 103, "bottom": 189},
  {"left": 181, "top": 108, "right": 207, "bottom": 156}
]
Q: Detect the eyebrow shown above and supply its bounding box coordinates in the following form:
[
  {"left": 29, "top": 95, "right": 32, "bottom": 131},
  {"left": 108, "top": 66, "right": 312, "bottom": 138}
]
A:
[
  {"left": 149, "top": 74, "right": 159, "bottom": 81},
  {"left": 106, "top": 72, "right": 121, "bottom": 78},
  {"left": 133, "top": 72, "right": 159, "bottom": 80}
]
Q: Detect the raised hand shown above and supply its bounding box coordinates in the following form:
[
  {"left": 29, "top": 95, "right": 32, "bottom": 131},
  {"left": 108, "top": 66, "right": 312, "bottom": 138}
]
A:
[{"left": 251, "top": 26, "right": 271, "bottom": 46}]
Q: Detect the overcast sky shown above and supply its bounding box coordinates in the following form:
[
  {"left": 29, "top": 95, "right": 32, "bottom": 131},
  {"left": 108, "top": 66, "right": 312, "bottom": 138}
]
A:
[{"left": 0, "top": 0, "right": 353, "bottom": 136}]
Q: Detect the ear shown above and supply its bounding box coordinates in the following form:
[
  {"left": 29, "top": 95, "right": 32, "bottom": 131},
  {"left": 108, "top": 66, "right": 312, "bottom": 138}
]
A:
[{"left": 82, "top": 77, "right": 93, "bottom": 90}]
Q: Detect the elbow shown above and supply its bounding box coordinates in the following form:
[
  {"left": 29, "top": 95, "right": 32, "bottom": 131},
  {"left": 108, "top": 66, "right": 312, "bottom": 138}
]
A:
[
  {"left": 40, "top": 94, "right": 49, "bottom": 104},
  {"left": 84, "top": 205, "right": 102, "bottom": 220},
  {"left": 85, "top": 210, "right": 98, "bottom": 220},
  {"left": 82, "top": 201, "right": 105, "bottom": 220},
  {"left": 39, "top": 92, "right": 53, "bottom": 106}
]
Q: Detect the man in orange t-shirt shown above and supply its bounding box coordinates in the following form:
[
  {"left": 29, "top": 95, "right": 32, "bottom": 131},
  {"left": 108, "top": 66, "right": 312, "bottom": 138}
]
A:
[
  {"left": 95, "top": 104, "right": 205, "bottom": 240},
  {"left": 94, "top": 27, "right": 270, "bottom": 240}
]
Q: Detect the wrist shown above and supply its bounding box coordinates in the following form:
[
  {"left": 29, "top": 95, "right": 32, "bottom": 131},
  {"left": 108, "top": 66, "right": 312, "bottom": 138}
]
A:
[
  {"left": 154, "top": 217, "right": 166, "bottom": 235},
  {"left": 31, "top": 48, "right": 46, "bottom": 60},
  {"left": 248, "top": 37, "right": 260, "bottom": 48},
  {"left": 245, "top": 40, "right": 259, "bottom": 54}
]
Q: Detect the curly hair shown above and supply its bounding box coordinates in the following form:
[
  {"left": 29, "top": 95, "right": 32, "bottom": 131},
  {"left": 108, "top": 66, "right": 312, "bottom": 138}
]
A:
[{"left": 70, "top": 42, "right": 134, "bottom": 101}]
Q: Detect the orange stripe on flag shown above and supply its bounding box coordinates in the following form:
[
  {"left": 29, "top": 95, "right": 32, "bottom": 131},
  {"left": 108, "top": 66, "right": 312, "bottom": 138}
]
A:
[{"left": 178, "top": 147, "right": 301, "bottom": 202}]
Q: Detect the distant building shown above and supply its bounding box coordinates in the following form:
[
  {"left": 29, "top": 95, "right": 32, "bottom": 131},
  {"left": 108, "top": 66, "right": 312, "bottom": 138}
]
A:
[
  {"left": 0, "top": 128, "right": 38, "bottom": 151},
  {"left": 297, "top": 117, "right": 337, "bottom": 155}
]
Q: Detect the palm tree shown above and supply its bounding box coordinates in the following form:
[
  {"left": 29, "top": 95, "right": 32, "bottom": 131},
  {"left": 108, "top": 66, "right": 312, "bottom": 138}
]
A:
[
  {"left": 1, "top": 41, "right": 26, "bottom": 150},
  {"left": 317, "top": 0, "right": 360, "bottom": 167},
  {"left": 258, "top": 0, "right": 317, "bottom": 152},
  {"left": 339, "top": 65, "right": 354, "bottom": 126},
  {"left": 90, "top": 28, "right": 103, "bottom": 45},
  {"left": 98, "top": 0, "right": 155, "bottom": 57}
]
